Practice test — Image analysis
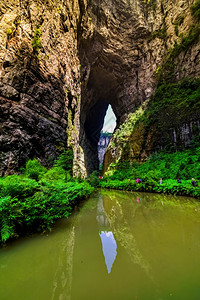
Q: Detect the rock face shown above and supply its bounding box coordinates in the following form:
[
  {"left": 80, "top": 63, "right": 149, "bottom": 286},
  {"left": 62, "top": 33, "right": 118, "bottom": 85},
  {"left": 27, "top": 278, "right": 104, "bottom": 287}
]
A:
[
  {"left": 0, "top": 0, "right": 199, "bottom": 175},
  {"left": 98, "top": 133, "right": 112, "bottom": 165},
  {"left": 0, "top": 0, "right": 83, "bottom": 175},
  {"left": 79, "top": 0, "right": 200, "bottom": 174}
]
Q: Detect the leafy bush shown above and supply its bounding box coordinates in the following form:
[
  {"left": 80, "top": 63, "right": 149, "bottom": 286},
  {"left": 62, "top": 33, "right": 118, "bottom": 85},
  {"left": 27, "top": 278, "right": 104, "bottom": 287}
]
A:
[
  {"left": 54, "top": 148, "right": 74, "bottom": 174},
  {"left": 0, "top": 157, "right": 93, "bottom": 244},
  {"left": 0, "top": 196, "right": 16, "bottom": 242},
  {"left": 41, "top": 166, "right": 69, "bottom": 182},
  {"left": 25, "top": 159, "right": 47, "bottom": 181},
  {"left": 86, "top": 170, "right": 100, "bottom": 187},
  {"left": 0, "top": 176, "right": 39, "bottom": 198}
]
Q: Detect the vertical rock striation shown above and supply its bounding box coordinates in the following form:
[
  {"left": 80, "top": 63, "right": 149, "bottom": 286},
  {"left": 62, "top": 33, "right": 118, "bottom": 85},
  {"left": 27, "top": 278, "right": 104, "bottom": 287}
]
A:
[
  {"left": 0, "top": 0, "right": 84, "bottom": 175},
  {"left": 0, "top": 0, "right": 199, "bottom": 175},
  {"left": 78, "top": 0, "right": 200, "bottom": 173}
]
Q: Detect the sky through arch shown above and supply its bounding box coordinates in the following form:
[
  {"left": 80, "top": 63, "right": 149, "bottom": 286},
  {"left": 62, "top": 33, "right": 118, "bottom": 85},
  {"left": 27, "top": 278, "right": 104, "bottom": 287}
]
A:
[{"left": 102, "top": 105, "right": 116, "bottom": 133}]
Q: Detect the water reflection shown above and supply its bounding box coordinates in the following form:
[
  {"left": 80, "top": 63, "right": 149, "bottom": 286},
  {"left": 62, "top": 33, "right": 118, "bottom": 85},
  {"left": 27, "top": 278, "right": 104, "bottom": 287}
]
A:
[
  {"left": 101, "top": 192, "right": 153, "bottom": 280},
  {"left": 51, "top": 224, "right": 75, "bottom": 300},
  {"left": 1, "top": 190, "right": 200, "bottom": 300},
  {"left": 99, "top": 231, "right": 117, "bottom": 274},
  {"left": 97, "top": 195, "right": 117, "bottom": 274}
]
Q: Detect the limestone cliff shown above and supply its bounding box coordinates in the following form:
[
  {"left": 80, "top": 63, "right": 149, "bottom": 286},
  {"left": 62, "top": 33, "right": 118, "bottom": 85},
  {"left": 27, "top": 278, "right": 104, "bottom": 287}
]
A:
[
  {"left": 0, "top": 0, "right": 84, "bottom": 175},
  {"left": 0, "top": 0, "right": 199, "bottom": 176},
  {"left": 79, "top": 0, "right": 200, "bottom": 174}
]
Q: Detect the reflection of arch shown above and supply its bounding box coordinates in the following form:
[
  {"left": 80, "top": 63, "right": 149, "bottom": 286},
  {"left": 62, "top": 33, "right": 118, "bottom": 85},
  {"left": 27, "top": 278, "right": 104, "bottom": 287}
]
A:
[
  {"left": 96, "top": 195, "right": 110, "bottom": 229},
  {"left": 97, "top": 195, "right": 117, "bottom": 274},
  {"left": 101, "top": 191, "right": 154, "bottom": 282}
]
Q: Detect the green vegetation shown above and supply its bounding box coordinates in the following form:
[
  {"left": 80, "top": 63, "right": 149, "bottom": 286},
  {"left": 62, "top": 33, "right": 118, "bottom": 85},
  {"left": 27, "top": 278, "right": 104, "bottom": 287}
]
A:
[
  {"left": 0, "top": 153, "right": 93, "bottom": 244},
  {"left": 104, "top": 78, "right": 199, "bottom": 174},
  {"left": 100, "top": 147, "right": 200, "bottom": 198},
  {"left": 135, "top": 78, "right": 200, "bottom": 153},
  {"left": 151, "top": 27, "right": 167, "bottom": 40},
  {"left": 142, "top": 78, "right": 200, "bottom": 126},
  {"left": 145, "top": 0, "right": 157, "bottom": 10},
  {"left": 175, "top": 24, "right": 179, "bottom": 36},
  {"left": 32, "top": 27, "right": 42, "bottom": 54},
  {"left": 112, "top": 100, "right": 148, "bottom": 143},
  {"left": 157, "top": 24, "right": 200, "bottom": 82},
  {"left": 191, "top": 0, "right": 200, "bottom": 20},
  {"left": 100, "top": 131, "right": 112, "bottom": 138},
  {"left": 6, "top": 28, "right": 13, "bottom": 35}
]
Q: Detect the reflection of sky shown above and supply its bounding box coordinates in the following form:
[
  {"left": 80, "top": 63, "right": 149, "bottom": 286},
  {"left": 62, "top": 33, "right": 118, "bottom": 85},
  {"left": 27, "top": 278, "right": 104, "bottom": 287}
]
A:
[{"left": 99, "top": 231, "right": 117, "bottom": 274}]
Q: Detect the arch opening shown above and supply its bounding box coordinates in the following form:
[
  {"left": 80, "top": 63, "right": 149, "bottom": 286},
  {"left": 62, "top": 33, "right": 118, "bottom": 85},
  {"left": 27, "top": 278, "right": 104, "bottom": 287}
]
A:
[
  {"left": 98, "top": 105, "right": 116, "bottom": 171},
  {"left": 81, "top": 100, "right": 117, "bottom": 175}
]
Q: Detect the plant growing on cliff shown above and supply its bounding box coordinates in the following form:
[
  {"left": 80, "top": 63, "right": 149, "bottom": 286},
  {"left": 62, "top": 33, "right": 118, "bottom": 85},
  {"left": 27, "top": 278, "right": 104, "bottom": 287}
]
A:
[
  {"left": 191, "top": 0, "right": 200, "bottom": 20},
  {"left": 151, "top": 27, "right": 167, "bottom": 40},
  {"left": 32, "top": 27, "right": 42, "bottom": 54},
  {"left": 6, "top": 28, "right": 13, "bottom": 35},
  {"left": 157, "top": 24, "right": 200, "bottom": 82}
]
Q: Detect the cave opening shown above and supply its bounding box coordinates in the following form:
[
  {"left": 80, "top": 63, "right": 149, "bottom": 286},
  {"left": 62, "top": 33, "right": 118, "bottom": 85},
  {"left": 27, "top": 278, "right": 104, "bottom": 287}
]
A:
[
  {"left": 98, "top": 105, "right": 116, "bottom": 171},
  {"left": 78, "top": 34, "right": 124, "bottom": 175},
  {"left": 81, "top": 99, "right": 117, "bottom": 175}
]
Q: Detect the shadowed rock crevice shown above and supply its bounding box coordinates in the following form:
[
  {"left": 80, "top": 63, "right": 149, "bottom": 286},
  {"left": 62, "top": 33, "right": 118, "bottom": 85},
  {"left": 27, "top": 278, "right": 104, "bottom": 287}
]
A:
[
  {"left": 83, "top": 100, "right": 109, "bottom": 174},
  {"left": 79, "top": 58, "right": 119, "bottom": 174}
]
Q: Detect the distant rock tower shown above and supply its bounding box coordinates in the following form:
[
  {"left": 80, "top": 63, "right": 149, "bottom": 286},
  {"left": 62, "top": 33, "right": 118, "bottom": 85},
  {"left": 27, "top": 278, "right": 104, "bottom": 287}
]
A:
[{"left": 98, "top": 132, "right": 112, "bottom": 165}]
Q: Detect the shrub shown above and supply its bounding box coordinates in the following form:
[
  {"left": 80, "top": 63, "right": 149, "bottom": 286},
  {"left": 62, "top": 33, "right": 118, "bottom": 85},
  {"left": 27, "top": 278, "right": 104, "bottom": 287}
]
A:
[
  {"left": 101, "top": 147, "right": 200, "bottom": 198},
  {"left": 54, "top": 148, "right": 74, "bottom": 174},
  {"left": 41, "top": 166, "right": 69, "bottom": 182},
  {"left": 32, "top": 27, "right": 42, "bottom": 53},
  {"left": 25, "top": 159, "right": 47, "bottom": 181},
  {"left": 87, "top": 170, "right": 100, "bottom": 187},
  {"left": 0, "top": 176, "right": 94, "bottom": 244},
  {"left": 0, "top": 196, "right": 16, "bottom": 242},
  {"left": 0, "top": 176, "right": 39, "bottom": 198}
]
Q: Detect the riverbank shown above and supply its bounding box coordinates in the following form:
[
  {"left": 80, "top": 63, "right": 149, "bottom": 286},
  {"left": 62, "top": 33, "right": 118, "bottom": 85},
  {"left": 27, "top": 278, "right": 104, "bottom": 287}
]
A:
[
  {"left": 99, "top": 147, "right": 200, "bottom": 199},
  {"left": 1, "top": 146, "right": 200, "bottom": 244},
  {"left": 100, "top": 179, "right": 200, "bottom": 199},
  {"left": 0, "top": 157, "right": 93, "bottom": 244}
]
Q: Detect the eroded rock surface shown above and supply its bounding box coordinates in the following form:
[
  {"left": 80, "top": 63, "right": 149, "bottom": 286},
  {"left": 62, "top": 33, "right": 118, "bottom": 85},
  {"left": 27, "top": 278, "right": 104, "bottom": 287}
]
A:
[
  {"left": 79, "top": 0, "right": 200, "bottom": 173},
  {"left": 0, "top": 0, "right": 83, "bottom": 175},
  {"left": 0, "top": 0, "right": 199, "bottom": 175}
]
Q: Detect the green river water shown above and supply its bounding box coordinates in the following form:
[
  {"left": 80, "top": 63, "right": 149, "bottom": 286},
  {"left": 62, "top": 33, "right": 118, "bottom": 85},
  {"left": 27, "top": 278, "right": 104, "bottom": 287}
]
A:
[{"left": 1, "top": 190, "right": 200, "bottom": 300}]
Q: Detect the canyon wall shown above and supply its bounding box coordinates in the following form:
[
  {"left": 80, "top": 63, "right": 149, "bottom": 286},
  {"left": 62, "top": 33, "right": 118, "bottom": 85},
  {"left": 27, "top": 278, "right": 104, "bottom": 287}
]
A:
[
  {"left": 0, "top": 0, "right": 85, "bottom": 175},
  {"left": 79, "top": 0, "right": 200, "bottom": 174},
  {"left": 0, "top": 0, "right": 199, "bottom": 175}
]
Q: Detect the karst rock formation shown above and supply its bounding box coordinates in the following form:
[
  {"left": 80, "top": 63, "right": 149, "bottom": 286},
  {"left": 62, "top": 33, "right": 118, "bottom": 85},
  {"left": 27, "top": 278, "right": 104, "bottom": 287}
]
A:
[{"left": 0, "top": 0, "right": 199, "bottom": 176}]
